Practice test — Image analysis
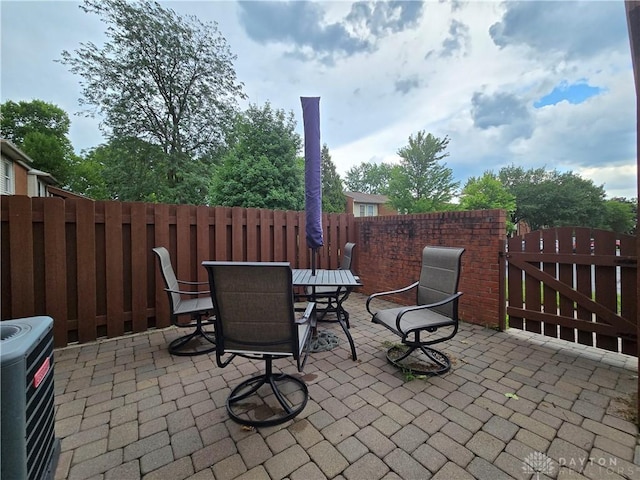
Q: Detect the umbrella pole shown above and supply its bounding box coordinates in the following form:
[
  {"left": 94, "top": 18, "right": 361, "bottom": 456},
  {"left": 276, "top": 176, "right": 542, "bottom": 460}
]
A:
[{"left": 311, "top": 248, "right": 317, "bottom": 276}]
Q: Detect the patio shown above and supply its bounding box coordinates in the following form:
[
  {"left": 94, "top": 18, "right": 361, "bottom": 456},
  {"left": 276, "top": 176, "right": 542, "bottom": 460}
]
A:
[{"left": 53, "top": 293, "right": 640, "bottom": 480}]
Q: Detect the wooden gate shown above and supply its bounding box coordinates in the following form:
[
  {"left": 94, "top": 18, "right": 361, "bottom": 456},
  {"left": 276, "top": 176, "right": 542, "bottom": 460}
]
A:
[{"left": 500, "top": 227, "right": 637, "bottom": 355}]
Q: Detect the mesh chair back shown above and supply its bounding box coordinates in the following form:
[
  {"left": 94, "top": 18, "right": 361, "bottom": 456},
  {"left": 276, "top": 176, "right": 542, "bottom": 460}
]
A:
[
  {"left": 340, "top": 243, "right": 356, "bottom": 270},
  {"left": 205, "top": 262, "right": 298, "bottom": 356},
  {"left": 417, "top": 246, "right": 465, "bottom": 318},
  {"left": 152, "top": 247, "right": 182, "bottom": 312}
]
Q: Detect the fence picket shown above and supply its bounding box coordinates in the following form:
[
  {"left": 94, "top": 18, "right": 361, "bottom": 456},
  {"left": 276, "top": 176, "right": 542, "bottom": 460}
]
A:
[
  {"left": 153, "top": 203, "right": 171, "bottom": 328},
  {"left": 105, "top": 201, "right": 124, "bottom": 338},
  {"left": 542, "top": 229, "right": 558, "bottom": 338},
  {"left": 246, "top": 208, "right": 259, "bottom": 262},
  {"left": 8, "top": 196, "right": 34, "bottom": 319},
  {"left": 43, "top": 197, "right": 68, "bottom": 347},
  {"left": 575, "top": 228, "right": 593, "bottom": 346},
  {"left": 524, "top": 231, "right": 542, "bottom": 334},
  {"left": 274, "top": 210, "right": 285, "bottom": 261},
  {"left": 75, "top": 199, "right": 97, "bottom": 343},
  {"left": 196, "top": 206, "right": 210, "bottom": 282},
  {"left": 130, "top": 203, "right": 147, "bottom": 333},
  {"left": 593, "top": 229, "right": 619, "bottom": 351},
  {"left": 557, "top": 227, "right": 575, "bottom": 342}
]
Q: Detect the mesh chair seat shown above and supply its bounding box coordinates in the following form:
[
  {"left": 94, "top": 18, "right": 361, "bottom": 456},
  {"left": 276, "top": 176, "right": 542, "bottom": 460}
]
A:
[
  {"left": 372, "top": 307, "right": 456, "bottom": 336},
  {"left": 173, "top": 297, "right": 213, "bottom": 317}
]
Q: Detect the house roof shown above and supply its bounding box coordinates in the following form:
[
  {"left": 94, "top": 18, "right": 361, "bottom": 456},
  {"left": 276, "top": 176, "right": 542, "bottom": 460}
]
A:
[
  {"left": 47, "top": 185, "right": 92, "bottom": 200},
  {"left": 1, "top": 138, "right": 35, "bottom": 168},
  {"left": 29, "top": 167, "right": 57, "bottom": 182},
  {"left": 1, "top": 138, "right": 59, "bottom": 185},
  {"left": 344, "top": 191, "right": 389, "bottom": 204}
]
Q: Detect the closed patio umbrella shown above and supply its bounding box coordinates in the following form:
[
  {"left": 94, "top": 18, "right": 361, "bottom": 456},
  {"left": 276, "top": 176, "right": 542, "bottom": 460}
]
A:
[{"left": 301, "top": 96, "right": 323, "bottom": 274}]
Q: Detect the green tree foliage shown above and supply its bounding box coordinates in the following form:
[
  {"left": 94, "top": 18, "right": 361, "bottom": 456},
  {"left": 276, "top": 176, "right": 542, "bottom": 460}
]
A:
[
  {"left": 321, "top": 144, "right": 345, "bottom": 212},
  {"left": 1, "top": 99, "right": 74, "bottom": 184},
  {"left": 66, "top": 151, "right": 110, "bottom": 200},
  {"left": 59, "top": 0, "right": 244, "bottom": 202},
  {"left": 459, "top": 171, "right": 517, "bottom": 233},
  {"left": 344, "top": 161, "right": 393, "bottom": 194},
  {"left": 498, "top": 165, "right": 607, "bottom": 231},
  {"left": 602, "top": 197, "right": 636, "bottom": 234},
  {"left": 209, "top": 103, "right": 303, "bottom": 210},
  {"left": 387, "top": 131, "right": 459, "bottom": 213},
  {"left": 76, "top": 137, "right": 209, "bottom": 203}
]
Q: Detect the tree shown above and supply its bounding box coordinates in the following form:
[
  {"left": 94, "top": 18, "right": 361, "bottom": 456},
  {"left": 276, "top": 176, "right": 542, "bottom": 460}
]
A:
[
  {"left": 498, "top": 165, "right": 607, "bottom": 230},
  {"left": 344, "top": 161, "right": 393, "bottom": 194},
  {"left": 602, "top": 197, "right": 636, "bottom": 234},
  {"left": 99, "top": 138, "right": 170, "bottom": 202},
  {"left": 66, "top": 151, "right": 110, "bottom": 200},
  {"left": 321, "top": 144, "right": 345, "bottom": 213},
  {"left": 387, "top": 131, "right": 459, "bottom": 213},
  {"left": 459, "top": 171, "right": 517, "bottom": 233},
  {"left": 497, "top": 165, "right": 546, "bottom": 227},
  {"left": 209, "top": 103, "right": 304, "bottom": 210},
  {"left": 1, "top": 99, "right": 75, "bottom": 184},
  {"left": 59, "top": 0, "right": 245, "bottom": 199}
]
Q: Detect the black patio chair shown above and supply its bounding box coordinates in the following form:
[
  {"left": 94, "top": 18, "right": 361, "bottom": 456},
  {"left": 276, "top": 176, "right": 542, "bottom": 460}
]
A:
[
  {"left": 152, "top": 247, "right": 216, "bottom": 356},
  {"left": 305, "top": 242, "right": 358, "bottom": 358},
  {"left": 306, "top": 242, "right": 357, "bottom": 322},
  {"left": 366, "top": 246, "right": 465, "bottom": 375},
  {"left": 203, "top": 261, "right": 316, "bottom": 428}
]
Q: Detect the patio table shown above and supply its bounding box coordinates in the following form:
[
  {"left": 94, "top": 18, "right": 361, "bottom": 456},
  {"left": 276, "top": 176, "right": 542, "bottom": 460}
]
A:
[{"left": 292, "top": 269, "right": 362, "bottom": 360}]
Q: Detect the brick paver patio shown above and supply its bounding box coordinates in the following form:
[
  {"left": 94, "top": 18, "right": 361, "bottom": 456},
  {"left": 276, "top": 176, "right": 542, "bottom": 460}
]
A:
[{"left": 53, "top": 293, "right": 640, "bottom": 480}]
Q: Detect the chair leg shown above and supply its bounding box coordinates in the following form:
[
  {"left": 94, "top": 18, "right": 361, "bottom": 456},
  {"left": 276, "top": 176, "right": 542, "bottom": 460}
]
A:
[
  {"left": 226, "top": 356, "right": 308, "bottom": 428},
  {"left": 385, "top": 344, "right": 451, "bottom": 376},
  {"left": 419, "top": 346, "right": 451, "bottom": 374},
  {"left": 169, "top": 315, "right": 216, "bottom": 356},
  {"left": 315, "top": 296, "right": 356, "bottom": 360},
  {"left": 337, "top": 307, "right": 357, "bottom": 361}
]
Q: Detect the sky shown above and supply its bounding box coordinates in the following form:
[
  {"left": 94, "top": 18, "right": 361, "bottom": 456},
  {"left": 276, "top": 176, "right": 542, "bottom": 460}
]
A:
[{"left": 1, "top": 0, "right": 637, "bottom": 199}]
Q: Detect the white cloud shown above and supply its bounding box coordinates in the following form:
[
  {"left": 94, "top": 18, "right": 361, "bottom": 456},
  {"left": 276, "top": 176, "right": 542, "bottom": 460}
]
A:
[{"left": 578, "top": 163, "right": 638, "bottom": 199}]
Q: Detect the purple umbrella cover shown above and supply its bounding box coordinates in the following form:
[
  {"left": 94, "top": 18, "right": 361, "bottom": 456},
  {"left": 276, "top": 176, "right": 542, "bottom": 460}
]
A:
[{"left": 301, "top": 96, "right": 324, "bottom": 250}]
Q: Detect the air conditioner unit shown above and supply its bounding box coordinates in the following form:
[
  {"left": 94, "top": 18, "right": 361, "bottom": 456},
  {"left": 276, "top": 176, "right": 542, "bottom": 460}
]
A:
[{"left": 1, "top": 316, "right": 60, "bottom": 480}]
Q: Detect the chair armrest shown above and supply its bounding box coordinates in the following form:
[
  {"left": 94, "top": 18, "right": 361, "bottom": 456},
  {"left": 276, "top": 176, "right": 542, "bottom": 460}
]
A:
[
  {"left": 164, "top": 287, "right": 211, "bottom": 296},
  {"left": 176, "top": 280, "right": 209, "bottom": 286},
  {"left": 366, "top": 281, "right": 419, "bottom": 315},
  {"left": 295, "top": 303, "right": 316, "bottom": 326},
  {"left": 394, "top": 292, "right": 463, "bottom": 334}
]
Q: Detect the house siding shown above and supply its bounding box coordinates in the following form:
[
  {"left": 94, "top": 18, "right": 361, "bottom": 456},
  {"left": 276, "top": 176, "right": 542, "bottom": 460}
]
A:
[{"left": 14, "top": 163, "right": 28, "bottom": 196}]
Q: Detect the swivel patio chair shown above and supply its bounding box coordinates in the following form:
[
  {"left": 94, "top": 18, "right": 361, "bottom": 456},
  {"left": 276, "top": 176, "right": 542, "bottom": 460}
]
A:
[
  {"left": 306, "top": 242, "right": 356, "bottom": 322},
  {"left": 203, "top": 261, "right": 316, "bottom": 428},
  {"left": 305, "top": 242, "right": 358, "bottom": 359},
  {"left": 366, "top": 246, "right": 465, "bottom": 375},
  {"left": 153, "top": 247, "right": 216, "bottom": 356}
]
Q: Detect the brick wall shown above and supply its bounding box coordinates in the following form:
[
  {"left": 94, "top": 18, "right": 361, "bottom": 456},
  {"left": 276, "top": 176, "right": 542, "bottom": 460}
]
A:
[{"left": 354, "top": 209, "right": 506, "bottom": 328}]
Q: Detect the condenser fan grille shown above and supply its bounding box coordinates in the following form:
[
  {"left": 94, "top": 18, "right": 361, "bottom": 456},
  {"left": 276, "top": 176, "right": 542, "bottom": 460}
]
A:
[{"left": 0, "top": 324, "right": 23, "bottom": 341}]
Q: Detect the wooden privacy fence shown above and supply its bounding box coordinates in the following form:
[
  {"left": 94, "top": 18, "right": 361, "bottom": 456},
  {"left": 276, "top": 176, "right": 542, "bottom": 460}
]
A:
[
  {"left": 501, "top": 227, "right": 637, "bottom": 355},
  {"left": 1, "top": 196, "right": 355, "bottom": 347}
]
